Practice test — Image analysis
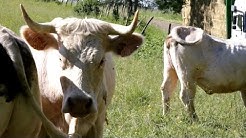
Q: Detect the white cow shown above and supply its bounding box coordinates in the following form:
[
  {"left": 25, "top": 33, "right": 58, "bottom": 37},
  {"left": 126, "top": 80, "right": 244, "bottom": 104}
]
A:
[
  {"left": 20, "top": 5, "right": 143, "bottom": 137},
  {"left": 0, "top": 25, "right": 67, "bottom": 138},
  {"left": 161, "top": 26, "right": 246, "bottom": 120}
]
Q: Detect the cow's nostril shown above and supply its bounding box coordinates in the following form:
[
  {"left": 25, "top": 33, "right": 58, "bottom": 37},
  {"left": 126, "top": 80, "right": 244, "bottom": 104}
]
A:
[{"left": 85, "top": 98, "right": 93, "bottom": 109}]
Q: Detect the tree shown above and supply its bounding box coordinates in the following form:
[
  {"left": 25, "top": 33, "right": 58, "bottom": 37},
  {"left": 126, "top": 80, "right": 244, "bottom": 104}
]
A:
[
  {"left": 139, "top": 0, "right": 157, "bottom": 9},
  {"left": 155, "top": 0, "right": 184, "bottom": 13},
  {"left": 133, "top": 0, "right": 138, "bottom": 12},
  {"left": 74, "top": 0, "right": 100, "bottom": 16}
]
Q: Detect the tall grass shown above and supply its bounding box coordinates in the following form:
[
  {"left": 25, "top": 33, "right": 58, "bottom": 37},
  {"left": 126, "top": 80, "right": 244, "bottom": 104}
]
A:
[{"left": 1, "top": 1, "right": 246, "bottom": 137}]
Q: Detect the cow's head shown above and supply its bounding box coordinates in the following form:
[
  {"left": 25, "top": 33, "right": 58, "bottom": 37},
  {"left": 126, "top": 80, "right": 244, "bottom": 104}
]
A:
[{"left": 20, "top": 5, "right": 143, "bottom": 118}]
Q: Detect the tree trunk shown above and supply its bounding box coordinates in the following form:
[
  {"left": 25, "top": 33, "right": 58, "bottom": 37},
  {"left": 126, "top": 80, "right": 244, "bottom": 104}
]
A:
[
  {"left": 133, "top": 0, "right": 138, "bottom": 12},
  {"left": 121, "top": 0, "right": 127, "bottom": 18},
  {"left": 127, "top": 0, "right": 133, "bottom": 16},
  {"left": 106, "top": 3, "right": 111, "bottom": 16}
]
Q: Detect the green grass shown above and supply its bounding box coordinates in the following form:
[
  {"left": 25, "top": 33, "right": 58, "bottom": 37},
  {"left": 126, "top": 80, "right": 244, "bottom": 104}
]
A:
[
  {"left": 0, "top": 0, "right": 74, "bottom": 33},
  {"left": 1, "top": 1, "right": 246, "bottom": 137}
]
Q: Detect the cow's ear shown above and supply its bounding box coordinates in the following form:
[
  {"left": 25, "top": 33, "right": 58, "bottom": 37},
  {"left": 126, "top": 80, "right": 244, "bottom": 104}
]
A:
[
  {"left": 20, "top": 26, "right": 58, "bottom": 50},
  {"left": 108, "top": 33, "right": 144, "bottom": 57}
]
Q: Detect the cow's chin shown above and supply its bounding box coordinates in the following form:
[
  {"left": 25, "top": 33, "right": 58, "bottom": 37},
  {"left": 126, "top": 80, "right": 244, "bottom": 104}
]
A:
[{"left": 69, "top": 111, "right": 91, "bottom": 118}]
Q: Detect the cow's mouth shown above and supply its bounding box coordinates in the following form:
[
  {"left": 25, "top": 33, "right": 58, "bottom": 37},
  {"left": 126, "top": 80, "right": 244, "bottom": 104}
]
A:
[{"left": 69, "top": 111, "right": 91, "bottom": 118}]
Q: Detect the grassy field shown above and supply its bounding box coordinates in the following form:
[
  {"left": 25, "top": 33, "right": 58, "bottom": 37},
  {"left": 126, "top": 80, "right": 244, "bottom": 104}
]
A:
[
  {"left": 1, "top": 0, "right": 246, "bottom": 137},
  {"left": 0, "top": 0, "right": 74, "bottom": 33}
]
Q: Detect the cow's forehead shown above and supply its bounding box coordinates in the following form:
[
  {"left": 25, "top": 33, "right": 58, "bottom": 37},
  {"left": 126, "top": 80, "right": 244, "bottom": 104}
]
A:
[
  {"left": 56, "top": 18, "right": 106, "bottom": 49},
  {"left": 54, "top": 18, "right": 108, "bottom": 65},
  {"left": 55, "top": 17, "right": 108, "bottom": 36},
  {"left": 59, "top": 34, "right": 105, "bottom": 64}
]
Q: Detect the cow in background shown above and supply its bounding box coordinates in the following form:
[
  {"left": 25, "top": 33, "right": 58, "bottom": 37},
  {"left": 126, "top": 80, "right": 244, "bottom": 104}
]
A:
[
  {"left": 20, "top": 4, "right": 143, "bottom": 137},
  {"left": 161, "top": 26, "right": 246, "bottom": 120},
  {"left": 0, "top": 24, "right": 67, "bottom": 138}
]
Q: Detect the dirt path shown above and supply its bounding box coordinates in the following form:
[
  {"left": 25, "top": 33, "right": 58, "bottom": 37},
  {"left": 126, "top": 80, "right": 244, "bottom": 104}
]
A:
[{"left": 150, "top": 18, "right": 181, "bottom": 32}]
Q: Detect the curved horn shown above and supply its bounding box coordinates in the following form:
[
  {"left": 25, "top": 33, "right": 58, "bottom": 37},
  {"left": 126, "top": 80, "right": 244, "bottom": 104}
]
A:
[
  {"left": 108, "top": 10, "right": 139, "bottom": 35},
  {"left": 20, "top": 4, "right": 56, "bottom": 33}
]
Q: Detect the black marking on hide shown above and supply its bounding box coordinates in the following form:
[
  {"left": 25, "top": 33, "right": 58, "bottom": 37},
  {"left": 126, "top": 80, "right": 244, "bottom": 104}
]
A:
[{"left": 0, "top": 43, "right": 23, "bottom": 102}]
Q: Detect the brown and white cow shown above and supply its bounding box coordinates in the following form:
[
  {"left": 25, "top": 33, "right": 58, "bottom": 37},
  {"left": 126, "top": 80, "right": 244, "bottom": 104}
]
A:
[
  {"left": 0, "top": 25, "right": 67, "bottom": 138},
  {"left": 20, "top": 5, "right": 143, "bottom": 137},
  {"left": 161, "top": 26, "right": 246, "bottom": 120}
]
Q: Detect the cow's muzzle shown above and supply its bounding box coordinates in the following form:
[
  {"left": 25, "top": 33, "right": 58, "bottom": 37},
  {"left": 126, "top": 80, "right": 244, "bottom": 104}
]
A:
[
  {"left": 62, "top": 95, "right": 96, "bottom": 118},
  {"left": 60, "top": 76, "right": 97, "bottom": 118}
]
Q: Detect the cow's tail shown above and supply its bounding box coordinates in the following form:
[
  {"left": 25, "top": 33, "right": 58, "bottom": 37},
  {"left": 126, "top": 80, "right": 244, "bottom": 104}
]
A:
[
  {"left": 24, "top": 87, "right": 68, "bottom": 138},
  {"left": 168, "top": 23, "right": 171, "bottom": 35},
  {"left": 162, "top": 23, "right": 172, "bottom": 49},
  {"left": 12, "top": 44, "right": 68, "bottom": 138}
]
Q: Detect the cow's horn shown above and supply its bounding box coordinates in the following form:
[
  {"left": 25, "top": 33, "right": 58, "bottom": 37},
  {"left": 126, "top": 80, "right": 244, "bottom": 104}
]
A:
[
  {"left": 20, "top": 4, "right": 56, "bottom": 33},
  {"left": 108, "top": 10, "right": 139, "bottom": 35}
]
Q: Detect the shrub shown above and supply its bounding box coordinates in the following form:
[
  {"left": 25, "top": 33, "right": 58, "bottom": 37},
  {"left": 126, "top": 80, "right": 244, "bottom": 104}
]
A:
[{"left": 74, "top": 0, "right": 100, "bottom": 16}]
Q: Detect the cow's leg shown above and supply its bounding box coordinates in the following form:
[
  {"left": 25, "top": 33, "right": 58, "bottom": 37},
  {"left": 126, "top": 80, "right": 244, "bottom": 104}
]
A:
[
  {"left": 160, "top": 67, "right": 178, "bottom": 115},
  {"left": 179, "top": 81, "right": 197, "bottom": 120},
  {"left": 240, "top": 91, "right": 246, "bottom": 107}
]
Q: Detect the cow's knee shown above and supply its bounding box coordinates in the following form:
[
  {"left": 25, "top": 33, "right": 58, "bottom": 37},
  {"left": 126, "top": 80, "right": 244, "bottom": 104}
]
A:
[
  {"left": 179, "top": 84, "right": 197, "bottom": 120},
  {"left": 179, "top": 90, "right": 190, "bottom": 109},
  {"left": 161, "top": 87, "right": 171, "bottom": 115},
  {"left": 180, "top": 92, "right": 198, "bottom": 120},
  {"left": 160, "top": 83, "right": 170, "bottom": 114}
]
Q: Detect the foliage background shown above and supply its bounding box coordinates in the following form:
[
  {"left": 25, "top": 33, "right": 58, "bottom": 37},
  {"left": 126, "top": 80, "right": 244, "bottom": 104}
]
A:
[{"left": 155, "top": 0, "right": 184, "bottom": 13}]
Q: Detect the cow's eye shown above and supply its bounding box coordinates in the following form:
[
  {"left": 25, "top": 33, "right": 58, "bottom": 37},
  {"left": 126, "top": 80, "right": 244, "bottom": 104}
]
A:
[{"left": 59, "top": 56, "right": 68, "bottom": 70}]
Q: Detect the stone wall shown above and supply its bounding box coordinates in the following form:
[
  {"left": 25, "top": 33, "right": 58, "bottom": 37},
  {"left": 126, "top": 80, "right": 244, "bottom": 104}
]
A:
[{"left": 182, "top": 0, "right": 227, "bottom": 38}]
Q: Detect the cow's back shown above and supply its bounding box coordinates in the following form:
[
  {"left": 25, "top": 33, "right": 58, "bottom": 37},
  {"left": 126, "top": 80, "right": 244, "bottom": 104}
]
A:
[
  {"left": 194, "top": 36, "right": 246, "bottom": 93},
  {"left": 0, "top": 26, "right": 41, "bottom": 137}
]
